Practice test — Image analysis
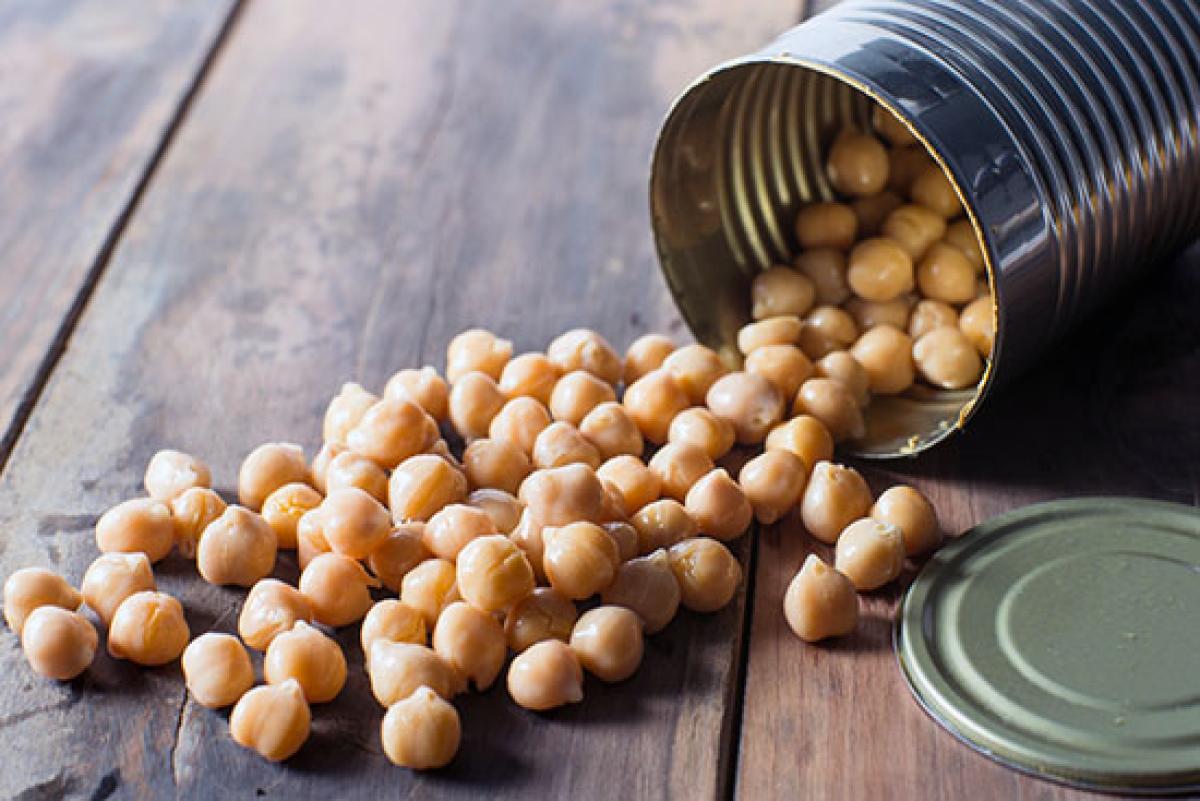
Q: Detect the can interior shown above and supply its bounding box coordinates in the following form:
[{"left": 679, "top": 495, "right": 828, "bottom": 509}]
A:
[{"left": 650, "top": 60, "right": 993, "bottom": 458}]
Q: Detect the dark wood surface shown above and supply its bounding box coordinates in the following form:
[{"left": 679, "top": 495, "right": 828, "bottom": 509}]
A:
[{"left": 0, "top": 1, "right": 1196, "bottom": 799}]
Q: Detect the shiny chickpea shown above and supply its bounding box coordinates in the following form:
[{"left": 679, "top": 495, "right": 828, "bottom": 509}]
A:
[
  {"left": 384, "top": 366, "right": 449, "bottom": 421},
  {"left": 850, "top": 325, "right": 916, "bottom": 396},
  {"left": 913, "top": 327, "right": 984, "bottom": 389},
  {"left": 504, "top": 588, "right": 577, "bottom": 652},
  {"left": 107, "top": 590, "right": 189, "bottom": 665},
  {"left": 737, "top": 316, "right": 802, "bottom": 356},
  {"left": 467, "top": 488, "right": 524, "bottom": 535},
  {"left": 489, "top": 396, "right": 552, "bottom": 456},
  {"left": 623, "top": 368, "right": 690, "bottom": 445},
  {"left": 835, "top": 518, "right": 905, "bottom": 590},
  {"left": 309, "top": 441, "right": 343, "bottom": 494},
  {"left": 668, "top": 538, "right": 741, "bottom": 612},
  {"left": 299, "top": 553, "right": 378, "bottom": 627},
  {"left": 751, "top": 265, "right": 816, "bottom": 320},
  {"left": 827, "top": 130, "right": 889, "bottom": 196},
  {"left": 446, "top": 328, "right": 512, "bottom": 383},
  {"left": 815, "top": 351, "right": 871, "bottom": 407},
  {"left": 546, "top": 328, "right": 623, "bottom": 386},
  {"left": 21, "top": 606, "right": 97, "bottom": 680},
  {"left": 601, "top": 549, "right": 680, "bottom": 634},
  {"left": 738, "top": 450, "right": 807, "bottom": 525},
  {"left": 238, "top": 442, "right": 309, "bottom": 511},
  {"left": 579, "top": 401, "right": 644, "bottom": 460},
  {"left": 361, "top": 599, "right": 427, "bottom": 653},
  {"left": 518, "top": 463, "right": 608, "bottom": 526},
  {"left": 848, "top": 237, "right": 914, "bottom": 302},
  {"left": 400, "top": 559, "right": 461, "bottom": 629},
  {"left": 323, "top": 383, "right": 378, "bottom": 446},
  {"left": 872, "top": 484, "right": 941, "bottom": 556},
  {"left": 916, "top": 243, "right": 976, "bottom": 305},
  {"left": 543, "top": 522, "right": 620, "bottom": 600},
  {"left": 197, "top": 506, "right": 277, "bottom": 587},
  {"left": 631, "top": 499, "right": 697, "bottom": 555},
  {"left": 421, "top": 503, "right": 496, "bottom": 561},
  {"left": 347, "top": 399, "right": 434, "bottom": 470},
  {"left": 798, "top": 306, "right": 859, "bottom": 360},
  {"left": 597, "top": 456, "right": 660, "bottom": 516},
  {"left": 144, "top": 449, "right": 210, "bottom": 502},
  {"left": 784, "top": 555, "right": 858, "bottom": 642},
  {"left": 795, "top": 249, "right": 850, "bottom": 306},
  {"left": 800, "top": 461, "right": 873, "bottom": 544},
  {"left": 648, "top": 442, "right": 714, "bottom": 503},
  {"left": 532, "top": 421, "right": 602, "bottom": 470},
  {"left": 887, "top": 145, "right": 933, "bottom": 194},
  {"left": 369, "top": 640, "right": 462, "bottom": 704},
  {"left": 432, "top": 601, "right": 506, "bottom": 691},
  {"left": 705, "top": 371, "right": 784, "bottom": 445},
  {"left": 448, "top": 371, "right": 506, "bottom": 441},
  {"left": 744, "top": 345, "right": 813, "bottom": 404},
  {"left": 603, "top": 521, "right": 639, "bottom": 562},
  {"left": 793, "top": 378, "right": 866, "bottom": 442},
  {"left": 958, "top": 296, "right": 994, "bottom": 358},
  {"left": 623, "top": 334, "right": 675, "bottom": 385},
  {"left": 570, "top": 606, "right": 643, "bottom": 682},
  {"left": 366, "top": 525, "right": 430, "bottom": 593},
  {"left": 549, "top": 370, "right": 616, "bottom": 427},
  {"left": 238, "top": 578, "right": 313, "bottom": 650},
  {"left": 663, "top": 344, "right": 729, "bottom": 404},
  {"left": 381, "top": 686, "right": 461, "bottom": 770},
  {"left": 81, "top": 552, "right": 154, "bottom": 627},
  {"left": 499, "top": 353, "right": 560, "bottom": 406},
  {"left": 229, "top": 680, "right": 311, "bottom": 762},
  {"left": 908, "top": 299, "right": 959, "bottom": 340},
  {"left": 261, "top": 482, "right": 323, "bottom": 550},
  {"left": 95, "top": 497, "right": 174, "bottom": 563},
  {"left": 881, "top": 204, "right": 947, "bottom": 261},
  {"left": 795, "top": 202, "right": 858, "bottom": 251},
  {"left": 169, "top": 487, "right": 226, "bottom": 559},
  {"left": 852, "top": 190, "right": 905, "bottom": 237},
  {"left": 845, "top": 294, "right": 913, "bottom": 332},
  {"left": 872, "top": 104, "right": 916, "bottom": 147},
  {"left": 684, "top": 468, "right": 753, "bottom": 541},
  {"left": 324, "top": 449, "right": 389, "bottom": 504},
  {"left": 944, "top": 219, "right": 985, "bottom": 272},
  {"left": 182, "top": 633, "right": 254, "bottom": 708},
  {"left": 667, "top": 407, "right": 735, "bottom": 461},
  {"left": 910, "top": 165, "right": 961, "bottom": 218},
  {"left": 4, "top": 567, "right": 81, "bottom": 636},
  {"left": 296, "top": 510, "right": 330, "bottom": 570},
  {"left": 389, "top": 454, "right": 469, "bottom": 523},
  {"left": 456, "top": 534, "right": 535, "bottom": 613},
  {"left": 264, "top": 621, "right": 346, "bottom": 703},
  {"left": 765, "top": 415, "right": 833, "bottom": 468},
  {"left": 462, "top": 438, "right": 531, "bottom": 495},
  {"left": 507, "top": 639, "right": 584, "bottom": 711}
]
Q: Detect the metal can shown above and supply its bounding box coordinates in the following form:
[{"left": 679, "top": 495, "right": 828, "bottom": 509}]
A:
[{"left": 649, "top": 0, "right": 1200, "bottom": 458}]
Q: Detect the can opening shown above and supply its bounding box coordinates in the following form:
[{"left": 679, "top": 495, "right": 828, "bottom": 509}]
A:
[{"left": 650, "top": 59, "right": 995, "bottom": 458}]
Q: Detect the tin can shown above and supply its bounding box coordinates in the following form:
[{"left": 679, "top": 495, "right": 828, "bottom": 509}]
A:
[{"left": 649, "top": 0, "right": 1200, "bottom": 458}]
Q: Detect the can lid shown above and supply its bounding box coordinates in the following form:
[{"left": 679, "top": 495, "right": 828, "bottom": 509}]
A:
[{"left": 897, "top": 497, "right": 1200, "bottom": 793}]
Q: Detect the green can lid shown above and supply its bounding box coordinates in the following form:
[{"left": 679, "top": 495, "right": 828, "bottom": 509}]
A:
[{"left": 897, "top": 497, "right": 1200, "bottom": 793}]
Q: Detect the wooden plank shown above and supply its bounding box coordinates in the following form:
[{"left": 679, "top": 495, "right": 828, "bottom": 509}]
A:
[
  {"left": 0, "top": 1, "right": 797, "bottom": 799},
  {"left": 0, "top": 0, "right": 239, "bottom": 469}
]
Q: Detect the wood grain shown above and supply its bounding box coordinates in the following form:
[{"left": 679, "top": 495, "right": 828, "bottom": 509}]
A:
[
  {"left": 0, "top": 1, "right": 796, "bottom": 799},
  {"left": 0, "top": 0, "right": 239, "bottom": 469}
]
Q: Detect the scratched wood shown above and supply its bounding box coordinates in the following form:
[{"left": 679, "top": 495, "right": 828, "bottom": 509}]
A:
[
  {"left": 0, "top": 0, "right": 239, "bottom": 470},
  {"left": 0, "top": 1, "right": 797, "bottom": 799}
]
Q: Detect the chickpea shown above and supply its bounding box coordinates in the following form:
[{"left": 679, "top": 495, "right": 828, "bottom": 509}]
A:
[
  {"left": 872, "top": 484, "right": 942, "bottom": 556},
  {"left": 872, "top": 104, "right": 915, "bottom": 146},
  {"left": 570, "top": 606, "right": 643, "bottom": 682},
  {"left": 309, "top": 441, "right": 343, "bottom": 494},
  {"left": 400, "top": 559, "right": 461, "bottom": 629},
  {"left": 499, "top": 353, "right": 561, "bottom": 406},
  {"left": 264, "top": 621, "right": 346, "bottom": 703},
  {"left": 596, "top": 456, "right": 659, "bottom": 516},
  {"left": 229, "top": 680, "right": 311, "bottom": 762},
  {"left": 455, "top": 535, "right": 533, "bottom": 614},
  {"left": 705, "top": 371, "right": 784, "bottom": 445},
  {"left": 623, "top": 368, "right": 690, "bottom": 445},
  {"left": 795, "top": 249, "right": 850, "bottom": 306},
  {"left": 95, "top": 497, "right": 174, "bottom": 563},
  {"left": 549, "top": 370, "right": 617, "bottom": 427},
  {"left": 624, "top": 334, "right": 675, "bottom": 385},
  {"left": 881, "top": 204, "right": 947, "bottom": 261},
  {"left": 460, "top": 438, "right": 530, "bottom": 496},
  {"left": 663, "top": 344, "right": 729, "bottom": 404},
  {"left": 518, "top": 463, "right": 608, "bottom": 526},
  {"left": 261, "top": 482, "right": 323, "bottom": 550},
  {"left": 20, "top": 607, "right": 97, "bottom": 680},
  {"left": 543, "top": 522, "right": 620, "bottom": 600},
  {"left": 798, "top": 306, "right": 859, "bottom": 360},
  {"left": 361, "top": 599, "right": 427, "bottom": 653},
  {"left": 683, "top": 468, "right": 752, "bottom": 542},
  {"left": 368, "top": 641, "right": 462, "bottom": 704},
  {"left": 346, "top": 399, "right": 433, "bottom": 470},
  {"left": 143, "top": 449, "right": 210, "bottom": 502},
  {"left": 507, "top": 639, "right": 584, "bottom": 711},
  {"left": 668, "top": 538, "right": 741, "bottom": 612},
  {"left": 784, "top": 555, "right": 858, "bottom": 642},
  {"left": 814, "top": 351, "right": 871, "bottom": 407},
  {"left": 944, "top": 219, "right": 985, "bottom": 272},
  {"left": 916, "top": 243, "right": 976, "bottom": 305},
  {"left": 844, "top": 294, "right": 913, "bottom": 332},
  {"left": 852, "top": 190, "right": 905, "bottom": 237},
  {"left": 827, "top": 130, "right": 889, "bottom": 196},
  {"left": 913, "top": 327, "right": 984, "bottom": 389},
  {"left": 792, "top": 378, "right": 866, "bottom": 442},
  {"left": 448, "top": 371, "right": 506, "bottom": 441},
  {"left": 958, "top": 296, "right": 995, "bottom": 358},
  {"left": 751, "top": 265, "right": 816, "bottom": 320},
  {"left": 600, "top": 549, "right": 680, "bottom": 634},
  {"left": 835, "top": 518, "right": 905, "bottom": 590},
  {"left": 532, "top": 421, "right": 602, "bottom": 470},
  {"left": 238, "top": 442, "right": 309, "bottom": 511},
  {"left": 579, "top": 401, "right": 644, "bottom": 460},
  {"left": 296, "top": 510, "right": 330, "bottom": 570},
  {"left": 908, "top": 299, "right": 959, "bottom": 340},
  {"left": 182, "top": 633, "right": 254, "bottom": 708},
  {"left": 765, "top": 415, "right": 834, "bottom": 468},
  {"left": 546, "top": 328, "right": 623, "bottom": 386},
  {"left": 381, "top": 686, "right": 461, "bottom": 770},
  {"left": 389, "top": 454, "right": 469, "bottom": 523},
  {"left": 432, "top": 601, "right": 506, "bottom": 691},
  {"left": 81, "top": 553, "right": 155, "bottom": 628},
  {"left": 848, "top": 237, "right": 914, "bottom": 302},
  {"left": 107, "top": 590, "right": 189, "bottom": 665},
  {"left": 489, "top": 396, "right": 552, "bottom": 456},
  {"left": 446, "top": 328, "right": 512, "bottom": 383},
  {"left": 667, "top": 408, "right": 734, "bottom": 462},
  {"left": 850, "top": 325, "right": 916, "bottom": 396},
  {"left": 743, "top": 345, "right": 812, "bottom": 405},
  {"left": 323, "top": 382, "right": 378, "bottom": 446},
  {"left": 648, "top": 442, "right": 714, "bottom": 503},
  {"left": 238, "top": 578, "right": 314, "bottom": 650},
  {"left": 631, "top": 499, "right": 697, "bottom": 555},
  {"left": 324, "top": 449, "right": 389, "bottom": 504},
  {"left": 360, "top": 526, "right": 425, "bottom": 593},
  {"left": 4, "top": 567, "right": 81, "bottom": 635},
  {"left": 169, "top": 487, "right": 226, "bottom": 558},
  {"left": 299, "top": 553, "right": 378, "bottom": 627},
  {"left": 887, "top": 145, "right": 933, "bottom": 194},
  {"left": 384, "top": 366, "right": 449, "bottom": 421},
  {"left": 467, "top": 488, "right": 524, "bottom": 535},
  {"left": 736, "top": 316, "right": 802, "bottom": 356},
  {"left": 795, "top": 201, "right": 858, "bottom": 250},
  {"left": 504, "top": 587, "right": 577, "bottom": 652},
  {"left": 910, "top": 165, "right": 962, "bottom": 218},
  {"left": 737, "top": 450, "right": 807, "bottom": 525},
  {"left": 800, "top": 461, "right": 873, "bottom": 544},
  {"left": 421, "top": 504, "right": 495, "bottom": 564},
  {"left": 197, "top": 506, "right": 277, "bottom": 587},
  {"left": 603, "top": 521, "right": 640, "bottom": 563}
]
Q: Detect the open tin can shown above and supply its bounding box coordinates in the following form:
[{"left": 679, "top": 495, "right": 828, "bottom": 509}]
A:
[{"left": 650, "top": 0, "right": 1200, "bottom": 458}]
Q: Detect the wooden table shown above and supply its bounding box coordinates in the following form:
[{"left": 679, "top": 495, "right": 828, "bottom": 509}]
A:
[{"left": 0, "top": 1, "right": 1195, "bottom": 799}]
